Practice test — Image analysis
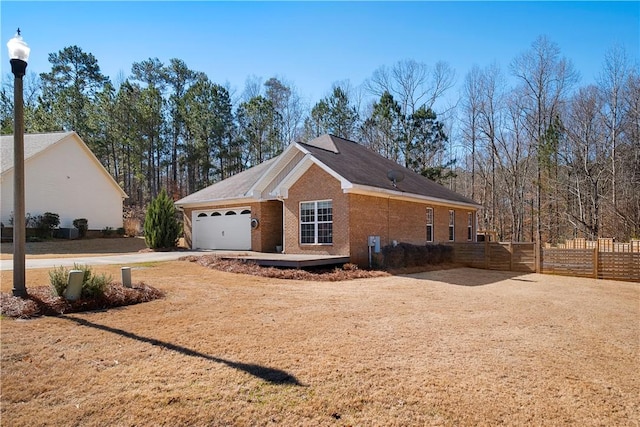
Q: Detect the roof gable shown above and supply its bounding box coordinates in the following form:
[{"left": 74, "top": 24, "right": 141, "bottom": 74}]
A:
[
  {"left": 1, "top": 131, "right": 75, "bottom": 173},
  {"left": 175, "top": 157, "right": 278, "bottom": 206},
  {"left": 1, "top": 131, "right": 127, "bottom": 198}
]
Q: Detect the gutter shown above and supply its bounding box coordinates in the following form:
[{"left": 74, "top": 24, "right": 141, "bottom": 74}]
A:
[{"left": 345, "top": 184, "right": 482, "bottom": 210}]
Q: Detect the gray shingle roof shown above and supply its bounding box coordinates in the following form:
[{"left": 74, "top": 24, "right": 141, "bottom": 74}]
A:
[
  {"left": 1, "top": 131, "right": 75, "bottom": 173},
  {"left": 175, "top": 157, "right": 278, "bottom": 206},
  {"left": 176, "top": 134, "right": 478, "bottom": 207},
  {"left": 301, "top": 135, "right": 478, "bottom": 206}
]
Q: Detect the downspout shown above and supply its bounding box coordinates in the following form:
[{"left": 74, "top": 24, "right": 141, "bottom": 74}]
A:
[
  {"left": 387, "top": 196, "right": 391, "bottom": 246},
  {"left": 278, "top": 196, "right": 286, "bottom": 254}
]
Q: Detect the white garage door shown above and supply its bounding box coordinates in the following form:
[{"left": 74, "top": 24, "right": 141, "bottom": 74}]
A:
[{"left": 192, "top": 208, "right": 251, "bottom": 250}]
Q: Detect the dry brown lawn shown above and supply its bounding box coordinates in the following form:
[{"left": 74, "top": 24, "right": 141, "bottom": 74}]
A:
[{"left": 1, "top": 246, "right": 638, "bottom": 425}]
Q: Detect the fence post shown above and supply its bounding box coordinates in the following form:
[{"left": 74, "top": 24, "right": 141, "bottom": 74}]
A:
[
  {"left": 593, "top": 238, "right": 599, "bottom": 279},
  {"left": 508, "top": 242, "right": 513, "bottom": 271},
  {"left": 536, "top": 239, "right": 542, "bottom": 273},
  {"left": 485, "top": 238, "right": 490, "bottom": 269}
]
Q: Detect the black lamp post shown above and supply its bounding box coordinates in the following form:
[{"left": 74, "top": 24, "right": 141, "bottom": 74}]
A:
[{"left": 7, "top": 29, "right": 30, "bottom": 298}]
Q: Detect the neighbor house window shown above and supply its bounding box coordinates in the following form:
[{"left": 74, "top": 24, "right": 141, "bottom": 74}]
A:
[
  {"left": 448, "top": 210, "right": 455, "bottom": 241},
  {"left": 426, "top": 207, "right": 434, "bottom": 242},
  {"left": 300, "top": 200, "right": 333, "bottom": 244},
  {"left": 467, "top": 212, "right": 473, "bottom": 241}
]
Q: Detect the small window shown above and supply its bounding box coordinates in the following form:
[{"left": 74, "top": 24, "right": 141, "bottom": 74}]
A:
[
  {"left": 467, "top": 212, "right": 473, "bottom": 241},
  {"left": 225, "top": 211, "right": 237, "bottom": 216},
  {"left": 241, "top": 209, "right": 251, "bottom": 215},
  {"left": 426, "top": 207, "right": 434, "bottom": 242},
  {"left": 211, "top": 212, "right": 221, "bottom": 217},
  {"left": 300, "top": 200, "right": 333, "bottom": 244},
  {"left": 448, "top": 210, "right": 455, "bottom": 241},
  {"left": 197, "top": 213, "right": 208, "bottom": 218}
]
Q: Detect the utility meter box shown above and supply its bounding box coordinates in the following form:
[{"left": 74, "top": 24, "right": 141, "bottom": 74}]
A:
[{"left": 368, "top": 235, "right": 381, "bottom": 253}]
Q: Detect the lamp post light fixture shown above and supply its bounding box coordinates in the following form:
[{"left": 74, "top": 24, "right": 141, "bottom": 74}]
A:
[{"left": 7, "top": 29, "right": 30, "bottom": 298}]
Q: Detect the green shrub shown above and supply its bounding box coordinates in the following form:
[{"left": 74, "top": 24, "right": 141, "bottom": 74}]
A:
[
  {"left": 144, "top": 188, "right": 181, "bottom": 249},
  {"left": 102, "top": 226, "right": 114, "bottom": 237},
  {"left": 29, "top": 212, "right": 60, "bottom": 238},
  {"left": 49, "top": 265, "right": 68, "bottom": 296},
  {"left": 48, "top": 264, "right": 112, "bottom": 299},
  {"left": 83, "top": 272, "right": 111, "bottom": 299},
  {"left": 73, "top": 218, "right": 88, "bottom": 237}
]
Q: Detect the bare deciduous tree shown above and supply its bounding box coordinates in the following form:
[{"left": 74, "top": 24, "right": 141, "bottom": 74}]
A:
[{"left": 511, "top": 35, "right": 579, "bottom": 243}]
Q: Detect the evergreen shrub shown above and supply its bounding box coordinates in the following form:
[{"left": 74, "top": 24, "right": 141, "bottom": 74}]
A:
[
  {"left": 144, "top": 188, "right": 181, "bottom": 249},
  {"left": 73, "top": 218, "right": 88, "bottom": 237},
  {"left": 33, "top": 212, "right": 60, "bottom": 238}
]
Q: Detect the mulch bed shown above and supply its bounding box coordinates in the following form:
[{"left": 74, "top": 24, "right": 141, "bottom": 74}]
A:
[
  {"left": 0, "top": 283, "right": 164, "bottom": 319},
  {"left": 180, "top": 255, "right": 391, "bottom": 281}
]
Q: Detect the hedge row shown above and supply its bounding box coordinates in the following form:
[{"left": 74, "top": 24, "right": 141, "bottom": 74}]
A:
[{"left": 381, "top": 242, "right": 453, "bottom": 269}]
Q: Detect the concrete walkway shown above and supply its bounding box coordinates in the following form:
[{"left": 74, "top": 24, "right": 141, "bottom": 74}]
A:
[
  {"left": 0, "top": 250, "right": 205, "bottom": 271},
  {"left": 0, "top": 250, "right": 350, "bottom": 271}
]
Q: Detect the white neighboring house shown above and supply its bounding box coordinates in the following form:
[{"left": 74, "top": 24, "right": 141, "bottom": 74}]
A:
[{"left": 1, "top": 131, "right": 127, "bottom": 230}]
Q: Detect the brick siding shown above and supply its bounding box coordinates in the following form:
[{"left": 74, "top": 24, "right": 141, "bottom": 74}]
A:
[
  {"left": 251, "top": 200, "right": 283, "bottom": 252},
  {"left": 283, "top": 164, "right": 349, "bottom": 256},
  {"left": 348, "top": 194, "right": 476, "bottom": 267}
]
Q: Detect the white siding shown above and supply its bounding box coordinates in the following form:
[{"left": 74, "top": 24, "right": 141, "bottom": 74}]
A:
[{"left": 1, "top": 136, "right": 123, "bottom": 230}]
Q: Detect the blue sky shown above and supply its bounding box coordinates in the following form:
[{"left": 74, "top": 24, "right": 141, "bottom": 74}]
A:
[{"left": 2, "top": 1, "right": 639, "bottom": 107}]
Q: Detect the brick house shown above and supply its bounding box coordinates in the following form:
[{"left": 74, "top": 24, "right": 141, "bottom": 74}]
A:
[{"left": 175, "top": 134, "right": 479, "bottom": 267}]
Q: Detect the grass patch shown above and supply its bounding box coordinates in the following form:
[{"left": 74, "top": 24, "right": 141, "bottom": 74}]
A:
[
  {"left": 1, "top": 262, "right": 637, "bottom": 426},
  {"left": 130, "top": 261, "right": 161, "bottom": 268}
]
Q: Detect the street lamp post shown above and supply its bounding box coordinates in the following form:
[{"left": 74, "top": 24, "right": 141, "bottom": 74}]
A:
[{"left": 7, "top": 29, "right": 30, "bottom": 298}]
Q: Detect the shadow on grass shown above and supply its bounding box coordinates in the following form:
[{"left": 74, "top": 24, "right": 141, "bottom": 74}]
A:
[
  {"left": 62, "top": 315, "right": 303, "bottom": 386},
  {"left": 401, "top": 267, "right": 537, "bottom": 286}
]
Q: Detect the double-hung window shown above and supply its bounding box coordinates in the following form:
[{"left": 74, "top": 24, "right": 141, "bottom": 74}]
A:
[
  {"left": 467, "top": 212, "right": 473, "bottom": 241},
  {"left": 300, "top": 200, "right": 333, "bottom": 244},
  {"left": 448, "top": 210, "right": 455, "bottom": 241},
  {"left": 426, "top": 207, "right": 434, "bottom": 242}
]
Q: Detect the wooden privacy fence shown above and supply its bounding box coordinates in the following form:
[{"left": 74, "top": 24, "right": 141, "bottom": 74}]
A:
[
  {"left": 447, "top": 242, "right": 537, "bottom": 273},
  {"left": 447, "top": 239, "right": 640, "bottom": 282},
  {"left": 543, "top": 239, "right": 640, "bottom": 282}
]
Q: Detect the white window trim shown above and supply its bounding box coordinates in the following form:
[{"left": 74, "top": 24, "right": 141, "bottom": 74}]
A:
[
  {"left": 467, "top": 212, "right": 473, "bottom": 241},
  {"left": 300, "top": 200, "right": 333, "bottom": 245},
  {"left": 426, "top": 207, "right": 434, "bottom": 243},
  {"left": 448, "top": 210, "right": 455, "bottom": 242}
]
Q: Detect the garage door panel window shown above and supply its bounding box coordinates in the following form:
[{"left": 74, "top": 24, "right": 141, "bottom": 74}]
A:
[{"left": 300, "top": 200, "right": 333, "bottom": 245}]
